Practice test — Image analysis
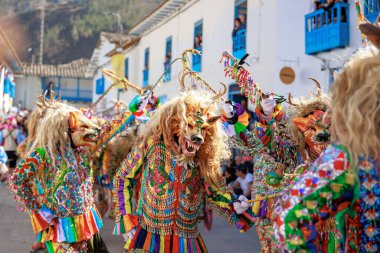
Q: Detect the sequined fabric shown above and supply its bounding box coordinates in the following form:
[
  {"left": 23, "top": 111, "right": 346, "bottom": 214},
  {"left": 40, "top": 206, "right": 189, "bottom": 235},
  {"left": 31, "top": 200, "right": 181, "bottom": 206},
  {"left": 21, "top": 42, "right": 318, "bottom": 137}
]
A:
[
  {"left": 273, "top": 144, "right": 380, "bottom": 253},
  {"left": 112, "top": 136, "right": 255, "bottom": 252}
]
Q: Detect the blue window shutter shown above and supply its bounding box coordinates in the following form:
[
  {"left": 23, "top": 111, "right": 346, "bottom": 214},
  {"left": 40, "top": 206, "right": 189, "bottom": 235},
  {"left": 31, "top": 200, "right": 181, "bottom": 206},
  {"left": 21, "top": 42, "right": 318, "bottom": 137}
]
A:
[
  {"left": 4, "top": 78, "right": 10, "bottom": 94},
  {"left": 193, "top": 20, "right": 203, "bottom": 72},
  {"left": 95, "top": 76, "right": 105, "bottom": 94},
  {"left": 166, "top": 36, "right": 172, "bottom": 55}
]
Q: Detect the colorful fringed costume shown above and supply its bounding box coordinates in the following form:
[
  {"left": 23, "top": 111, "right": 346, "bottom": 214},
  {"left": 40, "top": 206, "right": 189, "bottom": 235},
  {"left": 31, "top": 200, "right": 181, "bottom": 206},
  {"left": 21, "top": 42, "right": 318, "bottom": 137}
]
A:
[
  {"left": 219, "top": 53, "right": 303, "bottom": 253},
  {"left": 273, "top": 145, "right": 379, "bottom": 252},
  {"left": 273, "top": 19, "right": 380, "bottom": 253},
  {"left": 8, "top": 94, "right": 150, "bottom": 253},
  {"left": 93, "top": 93, "right": 160, "bottom": 219},
  {"left": 112, "top": 89, "right": 255, "bottom": 253}
]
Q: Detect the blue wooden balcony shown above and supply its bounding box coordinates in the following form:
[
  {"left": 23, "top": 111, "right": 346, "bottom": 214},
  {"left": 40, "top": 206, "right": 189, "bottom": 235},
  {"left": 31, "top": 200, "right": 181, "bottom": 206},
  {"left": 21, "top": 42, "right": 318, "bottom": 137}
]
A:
[
  {"left": 364, "top": 0, "right": 380, "bottom": 23},
  {"left": 143, "top": 69, "right": 149, "bottom": 87},
  {"left": 232, "top": 28, "right": 246, "bottom": 60},
  {"left": 192, "top": 47, "right": 202, "bottom": 72},
  {"left": 305, "top": 2, "right": 349, "bottom": 55}
]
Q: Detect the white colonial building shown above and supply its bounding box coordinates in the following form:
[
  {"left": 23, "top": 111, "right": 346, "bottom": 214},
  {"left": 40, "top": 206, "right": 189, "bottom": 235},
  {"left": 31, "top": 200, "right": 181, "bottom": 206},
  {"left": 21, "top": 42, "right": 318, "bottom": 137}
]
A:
[{"left": 90, "top": 0, "right": 379, "bottom": 109}]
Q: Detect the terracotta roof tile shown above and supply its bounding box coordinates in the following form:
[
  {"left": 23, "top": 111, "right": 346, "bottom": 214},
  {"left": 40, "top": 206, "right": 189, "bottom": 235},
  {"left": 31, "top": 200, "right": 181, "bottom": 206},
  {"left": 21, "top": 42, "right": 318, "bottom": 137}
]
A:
[{"left": 19, "top": 58, "right": 90, "bottom": 78}]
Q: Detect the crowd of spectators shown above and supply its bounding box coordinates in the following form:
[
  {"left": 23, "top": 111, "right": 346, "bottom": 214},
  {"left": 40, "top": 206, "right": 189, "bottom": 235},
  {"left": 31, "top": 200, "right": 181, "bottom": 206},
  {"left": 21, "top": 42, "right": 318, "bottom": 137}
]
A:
[
  {"left": 222, "top": 149, "right": 254, "bottom": 199},
  {"left": 232, "top": 14, "right": 247, "bottom": 37},
  {"left": 311, "top": 0, "right": 348, "bottom": 12},
  {"left": 0, "top": 107, "right": 29, "bottom": 182},
  {"left": 308, "top": 0, "right": 348, "bottom": 32}
]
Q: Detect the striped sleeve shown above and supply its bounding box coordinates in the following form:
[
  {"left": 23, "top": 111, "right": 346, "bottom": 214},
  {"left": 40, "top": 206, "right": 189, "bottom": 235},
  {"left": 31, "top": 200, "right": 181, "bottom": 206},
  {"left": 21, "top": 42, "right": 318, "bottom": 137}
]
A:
[
  {"left": 8, "top": 149, "right": 44, "bottom": 213},
  {"left": 92, "top": 111, "right": 135, "bottom": 152},
  {"left": 206, "top": 182, "right": 256, "bottom": 233},
  {"left": 112, "top": 138, "right": 145, "bottom": 235}
]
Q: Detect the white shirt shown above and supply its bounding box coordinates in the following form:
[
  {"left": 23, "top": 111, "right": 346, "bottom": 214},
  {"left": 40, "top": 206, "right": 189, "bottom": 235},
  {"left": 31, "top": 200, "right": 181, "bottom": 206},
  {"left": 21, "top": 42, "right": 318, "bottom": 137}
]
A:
[
  {"left": 2, "top": 128, "right": 18, "bottom": 151},
  {"left": 236, "top": 173, "right": 254, "bottom": 195}
]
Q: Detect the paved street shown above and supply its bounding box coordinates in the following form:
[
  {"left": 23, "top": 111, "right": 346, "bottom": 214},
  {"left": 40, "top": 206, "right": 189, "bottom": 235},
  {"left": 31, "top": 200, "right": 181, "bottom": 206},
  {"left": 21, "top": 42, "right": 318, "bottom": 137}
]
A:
[{"left": 0, "top": 184, "right": 260, "bottom": 253}]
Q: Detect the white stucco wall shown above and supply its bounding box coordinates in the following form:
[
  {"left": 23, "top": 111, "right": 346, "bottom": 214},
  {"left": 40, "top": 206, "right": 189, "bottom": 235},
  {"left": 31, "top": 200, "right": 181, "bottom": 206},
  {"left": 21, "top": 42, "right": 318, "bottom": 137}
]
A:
[
  {"left": 92, "top": 0, "right": 363, "bottom": 107},
  {"left": 15, "top": 75, "right": 40, "bottom": 109}
]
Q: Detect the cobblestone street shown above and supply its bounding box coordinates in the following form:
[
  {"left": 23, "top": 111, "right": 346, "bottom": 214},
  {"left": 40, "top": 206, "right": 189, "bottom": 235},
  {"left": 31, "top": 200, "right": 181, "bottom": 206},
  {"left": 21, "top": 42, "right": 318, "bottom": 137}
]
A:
[{"left": 0, "top": 184, "right": 260, "bottom": 253}]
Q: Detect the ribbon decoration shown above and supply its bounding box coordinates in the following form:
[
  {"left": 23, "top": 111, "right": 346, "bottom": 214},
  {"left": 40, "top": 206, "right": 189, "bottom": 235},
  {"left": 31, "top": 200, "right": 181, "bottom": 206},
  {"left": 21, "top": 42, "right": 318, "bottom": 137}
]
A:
[
  {"left": 220, "top": 50, "right": 263, "bottom": 105},
  {"left": 355, "top": 0, "right": 369, "bottom": 46}
]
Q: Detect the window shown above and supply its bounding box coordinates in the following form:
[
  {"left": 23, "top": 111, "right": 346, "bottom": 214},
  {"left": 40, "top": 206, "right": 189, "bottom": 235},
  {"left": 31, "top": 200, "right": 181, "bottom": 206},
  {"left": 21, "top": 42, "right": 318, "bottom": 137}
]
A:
[
  {"left": 193, "top": 20, "right": 203, "bottom": 72},
  {"left": 143, "top": 48, "right": 149, "bottom": 87},
  {"left": 125, "top": 57, "right": 129, "bottom": 79},
  {"left": 164, "top": 36, "right": 172, "bottom": 82},
  {"left": 232, "top": 0, "right": 247, "bottom": 59},
  {"left": 228, "top": 83, "right": 245, "bottom": 103},
  {"left": 96, "top": 75, "right": 105, "bottom": 94}
]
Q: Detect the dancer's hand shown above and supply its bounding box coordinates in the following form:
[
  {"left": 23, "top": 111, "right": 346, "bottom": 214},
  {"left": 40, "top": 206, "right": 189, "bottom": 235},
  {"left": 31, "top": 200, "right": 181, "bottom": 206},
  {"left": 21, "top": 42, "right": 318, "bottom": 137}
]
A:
[
  {"left": 220, "top": 100, "right": 235, "bottom": 119},
  {"left": 122, "top": 228, "right": 137, "bottom": 241},
  {"left": 233, "top": 195, "right": 250, "bottom": 214}
]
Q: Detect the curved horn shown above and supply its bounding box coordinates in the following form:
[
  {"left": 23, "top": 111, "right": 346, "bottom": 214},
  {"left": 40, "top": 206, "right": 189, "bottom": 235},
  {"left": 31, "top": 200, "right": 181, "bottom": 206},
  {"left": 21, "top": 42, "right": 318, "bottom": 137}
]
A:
[
  {"left": 212, "top": 82, "right": 227, "bottom": 101},
  {"left": 181, "top": 49, "right": 201, "bottom": 71},
  {"left": 179, "top": 70, "right": 194, "bottom": 92},
  {"left": 287, "top": 93, "right": 296, "bottom": 106},
  {"left": 42, "top": 90, "right": 49, "bottom": 107},
  {"left": 309, "top": 77, "right": 322, "bottom": 96}
]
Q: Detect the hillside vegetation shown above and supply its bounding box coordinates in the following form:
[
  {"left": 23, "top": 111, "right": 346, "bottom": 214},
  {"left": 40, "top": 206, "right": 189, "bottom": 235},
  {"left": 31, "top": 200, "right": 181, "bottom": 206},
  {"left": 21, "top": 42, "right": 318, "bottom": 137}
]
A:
[{"left": 0, "top": 0, "right": 163, "bottom": 64}]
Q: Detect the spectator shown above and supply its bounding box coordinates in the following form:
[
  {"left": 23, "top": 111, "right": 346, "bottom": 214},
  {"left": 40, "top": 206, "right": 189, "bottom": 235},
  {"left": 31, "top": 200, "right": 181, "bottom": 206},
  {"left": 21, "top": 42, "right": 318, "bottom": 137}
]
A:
[
  {"left": 194, "top": 35, "right": 202, "bottom": 48},
  {"left": 232, "top": 18, "right": 244, "bottom": 37},
  {"left": 238, "top": 14, "right": 247, "bottom": 29},
  {"left": 244, "top": 160, "right": 254, "bottom": 174},
  {"left": 223, "top": 166, "right": 237, "bottom": 189},
  {"left": 0, "top": 117, "right": 19, "bottom": 170},
  {"left": 0, "top": 146, "right": 8, "bottom": 182},
  {"left": 311, "top": 0, "right": 323, "bottom": 12},
  {"left": 234, "top": 155, "right": 244, "bottom": 166},
  {"left": 164, "top": 55, "right": 171, "bottom": 69},
  {"left": 233, "top": 164, "right": 254, "bottom": 199}
]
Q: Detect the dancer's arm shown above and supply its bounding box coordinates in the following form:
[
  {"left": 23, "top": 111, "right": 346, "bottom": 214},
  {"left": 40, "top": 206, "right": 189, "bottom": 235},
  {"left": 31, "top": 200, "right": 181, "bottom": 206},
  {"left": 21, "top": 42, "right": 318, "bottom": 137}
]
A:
[
  {"left": 91, "top": 94, "right": 152, "bottom": 152},
  {"left": 111, "top": 138, "right": 145, "bottom": 235},
  {"left": 205, "top": 181, "right": 256, "bottom": 232},
  {"left": 8, "top": 149, "right": 42, "bottom": 212},
  {"left": 8, "top": 148, "right": 55, "bottom": 233}
]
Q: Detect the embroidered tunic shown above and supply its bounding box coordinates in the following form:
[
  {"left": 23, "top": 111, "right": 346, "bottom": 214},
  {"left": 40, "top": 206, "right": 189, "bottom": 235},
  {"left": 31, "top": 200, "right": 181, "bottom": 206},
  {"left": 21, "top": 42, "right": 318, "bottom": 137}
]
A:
[
  {"left": 112, "top": 136, "right": 255, "bottom": 252},
  {"left": 9, "top": 146, "right": 103, "bottom": 243},
  {"left": 8, "top": 110, "right": 136, "bottom": 252},
  {"left": 273, "top": 144, "right": 380, "bottom": 253}
]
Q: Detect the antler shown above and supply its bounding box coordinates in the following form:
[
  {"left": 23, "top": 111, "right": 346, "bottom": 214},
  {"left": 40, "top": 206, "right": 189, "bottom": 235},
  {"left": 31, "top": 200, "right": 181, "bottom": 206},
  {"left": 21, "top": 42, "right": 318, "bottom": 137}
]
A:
[
  {"left": 212, "top": 82, "right": 227, "bottom": 101},
  {"left": 287, "top": 93, "right": 296, "bottom": 106},
  {"left": 35, "top": 90, "right": 57, "bottom": 109},
  {"left": 181, "top": 49, "right": 201, "bottom": 71},
  {"left": 309, "top": 78, "right": 322, "bottom": 97},
  {"left": 102, "top": 69, "right": 144, "bottom": 94},
  {"left": 179, "top": 69, "right": 226, "bottom": 101},
  {"left": 179, "top": 70, "right": 193, "bottom": 92}
]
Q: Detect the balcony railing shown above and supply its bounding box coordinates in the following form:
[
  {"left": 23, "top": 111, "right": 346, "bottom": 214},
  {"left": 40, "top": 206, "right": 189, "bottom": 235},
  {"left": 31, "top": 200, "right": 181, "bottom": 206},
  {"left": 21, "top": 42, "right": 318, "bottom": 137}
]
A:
[
  {"left": 364, "top": 0, "right": 380, "bottom": 23},
  {"left": 232, "top": 28, "right": 246, "bottom": 60},
  {"left": 143, "top": 69, "right": 149, "bottom": 87},
  {"left": 192, "top": 47, "right": 202, "bottom": 72},
  {"left": 305, "top": 2, "right": 349, "bottom": 55},
  {"left": 51, "top": 88, "right": 92, "bottom": 102}
]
